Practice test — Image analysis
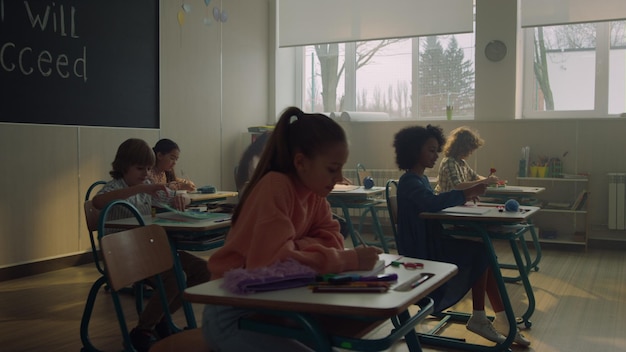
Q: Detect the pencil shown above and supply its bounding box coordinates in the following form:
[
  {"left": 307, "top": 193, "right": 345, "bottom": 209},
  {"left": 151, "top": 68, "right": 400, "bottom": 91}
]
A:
[{"left": 352, "top": 230, "right": 369, "bottom": 247}]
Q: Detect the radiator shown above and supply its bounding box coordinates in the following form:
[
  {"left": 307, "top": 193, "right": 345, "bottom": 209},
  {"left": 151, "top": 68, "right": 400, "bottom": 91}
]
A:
[{"left": 608, "top": 173, "right": 626, "bottom": 230}]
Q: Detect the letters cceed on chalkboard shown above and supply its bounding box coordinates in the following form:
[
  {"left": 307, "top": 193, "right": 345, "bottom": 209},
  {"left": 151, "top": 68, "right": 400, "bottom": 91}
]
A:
[{"left": 0, "top": 0, "right": 159, "bottom": 128}]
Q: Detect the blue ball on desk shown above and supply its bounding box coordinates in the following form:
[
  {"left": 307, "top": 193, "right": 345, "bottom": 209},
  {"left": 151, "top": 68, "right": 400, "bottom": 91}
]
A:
[
  {"left": 504, "top": 199, "right": 520, "bottom": 212},
  {"left": 363, "top": 176, "right": 375, "bottom": 189}
]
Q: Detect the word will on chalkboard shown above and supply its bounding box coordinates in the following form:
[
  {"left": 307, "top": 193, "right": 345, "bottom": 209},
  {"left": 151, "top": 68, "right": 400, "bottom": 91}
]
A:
[{"left": 0, "top": 0, "right": 159, "bottom": 128}]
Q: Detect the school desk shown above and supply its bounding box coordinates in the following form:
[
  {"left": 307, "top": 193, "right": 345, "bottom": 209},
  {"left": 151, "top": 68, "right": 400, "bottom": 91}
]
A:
[
  {"left": 187, "top": 190, "right": 238, "bottom": 204},
  {"left": 105, "top": 212, "right": 231, "bottom": 329},
  {"left": 484, "top": 185, "right": 545, "bottom": 275},
  {"left": 420, "top": 205, "right": 540, "bottom": 351},
  {"left": 184, "top": 253, "right": 458, "bottom": 352},
  {"left": 328, "top": 186, "right": 391, "bottom": 252}
]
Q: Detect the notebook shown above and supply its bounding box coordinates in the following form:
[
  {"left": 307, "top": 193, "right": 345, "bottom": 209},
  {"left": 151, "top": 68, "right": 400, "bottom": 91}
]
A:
[
  {"left": 441, "top": 206, "right": 490, "bottom": 215},
  {"left": 339, "top": 259, "right": 386, "bottom": 276},
  {"left": 332, "top": 184, "right": 360, "bottom": 192}
]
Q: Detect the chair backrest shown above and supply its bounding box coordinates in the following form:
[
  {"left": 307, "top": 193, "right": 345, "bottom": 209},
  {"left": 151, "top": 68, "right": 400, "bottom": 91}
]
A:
[
  {"left": 100, "top": 221, "right": 177, "bottom": 349},
  {"left": 385, "top": 179, "right": 399, "bottom": 244},
  {"left": 100, "top": 224, "right": 174, "bottom": 291},
  {"left": 84, "top": 200, "right": 100, "bottom": 233},
  {"left": 84, "top": 181, "right": 106, "bottom": 273},
  {"left": 356, "top": 163, "right": 371, "bottom": 186}
]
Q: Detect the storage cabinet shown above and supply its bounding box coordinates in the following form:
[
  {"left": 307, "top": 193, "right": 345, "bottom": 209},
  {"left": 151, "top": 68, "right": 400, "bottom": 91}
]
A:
[{"left": 517, "top": 176, "right": 589, "bottom": 247}]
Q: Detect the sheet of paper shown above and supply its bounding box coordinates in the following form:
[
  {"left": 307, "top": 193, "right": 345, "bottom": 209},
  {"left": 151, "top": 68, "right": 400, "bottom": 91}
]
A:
[
  {"left": 339, "top": 259, "right": 385, "bottom": 276},
  {"left": 441, "top": 206, "right": 490, "bottom": 215},
  {"left": 332, "top": 184, "right": 360, "bottom": 192}
]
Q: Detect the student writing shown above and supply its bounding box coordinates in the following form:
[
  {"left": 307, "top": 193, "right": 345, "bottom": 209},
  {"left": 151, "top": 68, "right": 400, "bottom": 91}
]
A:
[
  {"left": 393, "top": 125, "right": 530, "bottom": 346},
  {"left": 92, "top": 138, "right": 210, "bottom": 352},
  {"left": 157, "top": 107, "right": 382, "bottom": 351},
  {"left": 149, "top": 138, "right": 196, "bottom": 192},
  {"left": 435, "top": 126, "right": 499, "bottom": 193}
]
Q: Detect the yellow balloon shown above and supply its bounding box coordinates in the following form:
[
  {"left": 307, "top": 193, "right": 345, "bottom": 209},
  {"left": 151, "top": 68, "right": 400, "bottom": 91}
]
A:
[{"left": 177, "top": 10, "right": 185, "bottom": 26}]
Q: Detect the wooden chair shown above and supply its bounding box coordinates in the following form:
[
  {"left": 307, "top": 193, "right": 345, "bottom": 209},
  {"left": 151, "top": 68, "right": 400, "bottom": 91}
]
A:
[
  {"left": 84, "top": 181, "right": 107, "bottom": 275},
  {"left": 80, "top": 199, "right": 148, "bottom": 352},
  {"left": 100, "top": 223, "right": 180, "bottom": 352},
  {"left": 384, "top": 179, "right": 400, "bottom": 246}
]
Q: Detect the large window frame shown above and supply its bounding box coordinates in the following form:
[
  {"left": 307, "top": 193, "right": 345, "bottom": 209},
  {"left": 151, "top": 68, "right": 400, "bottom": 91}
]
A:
[
  {"left": 522, "top": 21, "right": 626, "bottom": 119},
  {"left": 298, "top": 34, "right": 476, "bottom": 121}
]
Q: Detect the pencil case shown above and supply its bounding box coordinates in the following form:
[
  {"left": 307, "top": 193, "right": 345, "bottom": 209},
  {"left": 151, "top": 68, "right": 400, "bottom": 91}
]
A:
[
  {"left": 197, "top": 185, "right": 217, "bottom": 194},
  {"left": 222, "top": 258, "right": 317, "bottom": 294}
]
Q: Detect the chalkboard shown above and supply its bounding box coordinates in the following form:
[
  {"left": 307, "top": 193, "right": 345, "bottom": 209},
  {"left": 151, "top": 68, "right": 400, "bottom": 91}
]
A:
[{"left": 0, "top": 0, "right": 159, "bottom": 128}]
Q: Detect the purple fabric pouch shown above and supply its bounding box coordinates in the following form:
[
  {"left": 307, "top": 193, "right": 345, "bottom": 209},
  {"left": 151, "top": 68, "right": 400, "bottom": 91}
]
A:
[{"left": 221, "top": 258, "right": 317, "bottom": 294}]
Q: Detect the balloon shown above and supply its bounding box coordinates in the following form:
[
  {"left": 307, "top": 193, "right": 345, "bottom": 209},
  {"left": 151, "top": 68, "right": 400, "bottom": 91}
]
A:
[
  {"left": 220, "top": 10, "right": 228, "bottom": 22},
  {"left": 204, "top": 0, "right": 211, "bottom": 6},
  {"left": 363, "top": 176, "right": 374, "bottom": 189},
  {"left": 182, "top": 3, "right": 192, "bottom": 13},
  {"left": 505, "top": 199, "right": 520, "bottom": 212},
  {"left": 177, "top": 10, "right": 185, "bottom": 26},
  {"left": 213, "top": 7, "right": 220, "bottom": 21}
]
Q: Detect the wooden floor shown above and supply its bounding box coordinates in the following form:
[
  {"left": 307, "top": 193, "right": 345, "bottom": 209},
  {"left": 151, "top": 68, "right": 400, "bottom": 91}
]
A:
[{"left": 1, "top": 240, "right": 626, "bottom": 352}]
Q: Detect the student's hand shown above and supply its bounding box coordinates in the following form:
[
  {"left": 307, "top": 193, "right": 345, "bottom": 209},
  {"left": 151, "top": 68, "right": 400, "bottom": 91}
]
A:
[
  {"left": 142, "top": 183, "right": 169, "bottom": 197},
  {"left": 355, "top": 246, "right": 383, "bottom": 270},
  {"left": 166, "top": 181, "right": 180, "bottom": 190},
  {"left": 484, "top": 175, "right": 499, "bottom": 184},
  {"left": 172, "top": 193, "right": 191, "bottom": 211},
  {"left": 179, "top": 182, "right": 196, "bottom": 192}
]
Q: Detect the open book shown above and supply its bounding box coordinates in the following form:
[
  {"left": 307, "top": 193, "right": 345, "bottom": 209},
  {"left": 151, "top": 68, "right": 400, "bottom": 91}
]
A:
[
  {"left": 441, "top": 205, "right": 490, "bottom": 215},
  {"left": 339, "top": 259, "right": 386, "bottom": 276}
]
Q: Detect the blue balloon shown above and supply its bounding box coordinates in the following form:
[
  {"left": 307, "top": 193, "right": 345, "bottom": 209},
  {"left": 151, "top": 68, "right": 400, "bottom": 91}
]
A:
[
  {"left": 504, "top": 199, "right": 520, "bottom": 212},
  {"left": 363, "top": 176, "right": 375, "bottom": 189}
]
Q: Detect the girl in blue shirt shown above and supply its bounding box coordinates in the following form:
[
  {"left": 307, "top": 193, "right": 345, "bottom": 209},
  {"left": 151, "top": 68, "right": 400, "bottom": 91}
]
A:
[{"left": 393, "top": 125, "right": 530, "bottom": 346}]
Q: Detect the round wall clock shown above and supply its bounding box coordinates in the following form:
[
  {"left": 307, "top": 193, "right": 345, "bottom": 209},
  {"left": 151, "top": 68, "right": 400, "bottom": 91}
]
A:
[{"left": 485, "top": 40, "right": 507, "bottom": 62}]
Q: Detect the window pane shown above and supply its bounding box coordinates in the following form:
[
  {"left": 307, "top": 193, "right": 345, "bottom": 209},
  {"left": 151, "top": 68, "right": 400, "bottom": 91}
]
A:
[
  {"left": 417, "top": 34, "right": 475, "bottom": 119},
  {"left": 303, "top": 44, "right": 345, "bottom": 113},
  {"left": 354, "top": 39, "right": 412, "bottom": 118},
  {"left": 609, "top": 20, "right": 626, "bottom": 115},
  {"left": 529, "top": 24, "right": 596, "bottom": 112}
]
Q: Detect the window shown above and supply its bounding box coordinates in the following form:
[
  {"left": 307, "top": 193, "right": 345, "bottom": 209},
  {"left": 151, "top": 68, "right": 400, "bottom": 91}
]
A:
[
  {"left": 523, "top": 20, "right": 626, "bottom": 118},
  {"left": 301, "top": 32, "right": 476, "bottom": 120}
]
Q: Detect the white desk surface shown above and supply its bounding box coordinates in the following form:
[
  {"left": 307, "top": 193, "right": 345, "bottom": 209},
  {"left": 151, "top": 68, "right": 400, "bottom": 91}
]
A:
[
  {"left": 184, "top": 253, "right": 458, "bottom": 318},
  {"left": 188, "top": 190, "right": 238, "bottom": 202},
  {"left": 421, "top": 205, "right": 540, "bottom": 223},
  {"left": 105, "top": 213, "right": 231, "bottom": 232},
  {"left": 329, "top": 185, "right": 385, "bottom": 198},
  {"left": 484, "top": 185, "right": 545, "bottom": 195}
]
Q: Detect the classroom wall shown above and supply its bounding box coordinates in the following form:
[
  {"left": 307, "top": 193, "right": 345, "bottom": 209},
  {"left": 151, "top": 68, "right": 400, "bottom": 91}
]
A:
[
  {"left": 2, "top": 0, "right": 624, "bottom": 271},
  {"left": 0, "top": 0, "right": 270, "bottom": 269},
  {"left": 341, "top": 119, "right": 626, "bottom": 232}
]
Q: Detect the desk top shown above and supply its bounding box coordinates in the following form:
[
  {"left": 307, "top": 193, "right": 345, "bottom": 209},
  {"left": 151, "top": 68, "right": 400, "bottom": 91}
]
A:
[
  {"left": 188, "top": 191, "right": 238, "bottom": 202},
  {"left": 105, "top": 212, "right": 231, "bottom": 232},
  {"left": 184, "top": 253, "right": 457, "bottom": 318},
  {"left": 484, "top": 185, "right": 545, "bottom": 195},
  {"left": 421, "top": 204, "right": 540, "bottom": 223},
  {"left": 329, "top": 186, "right": 385, "bottom": 198}
]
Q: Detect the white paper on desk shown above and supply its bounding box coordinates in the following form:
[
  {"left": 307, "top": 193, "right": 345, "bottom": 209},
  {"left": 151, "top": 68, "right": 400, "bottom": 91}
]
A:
[
  {"left": 441, "top": 206, "right": 490, "bottom": 215},
  {"left": 156, "top": 210, "right": 231, "bottom": 221},
  {"left": 332, "top": 184, "right": 360, "bottom": 192},
  {"left": 339, "top": 259, "right": 385, "bottom": 276}
]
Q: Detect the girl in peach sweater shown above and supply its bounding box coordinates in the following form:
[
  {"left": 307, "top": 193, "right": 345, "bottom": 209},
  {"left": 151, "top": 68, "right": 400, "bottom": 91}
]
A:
[{"left": 199, "top": 107, "right": 381, "bottom": 351}]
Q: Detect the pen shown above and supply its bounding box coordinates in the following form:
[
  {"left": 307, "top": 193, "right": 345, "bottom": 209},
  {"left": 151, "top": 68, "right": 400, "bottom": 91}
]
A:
[
  {"left": 410, "top": 274, "right": 430, "bottom": 288},
  {"left": 328, "top": 273, "right": 398, "bottom": 283},
  {"left": 214, "top": 218, "right": 231, "bottom": 223},
  {"left": 352, "top": 229, "right": 369, "bottom": 247},
  {"left": 393, "top": 273, "right": 433, "bottom": 291}
]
